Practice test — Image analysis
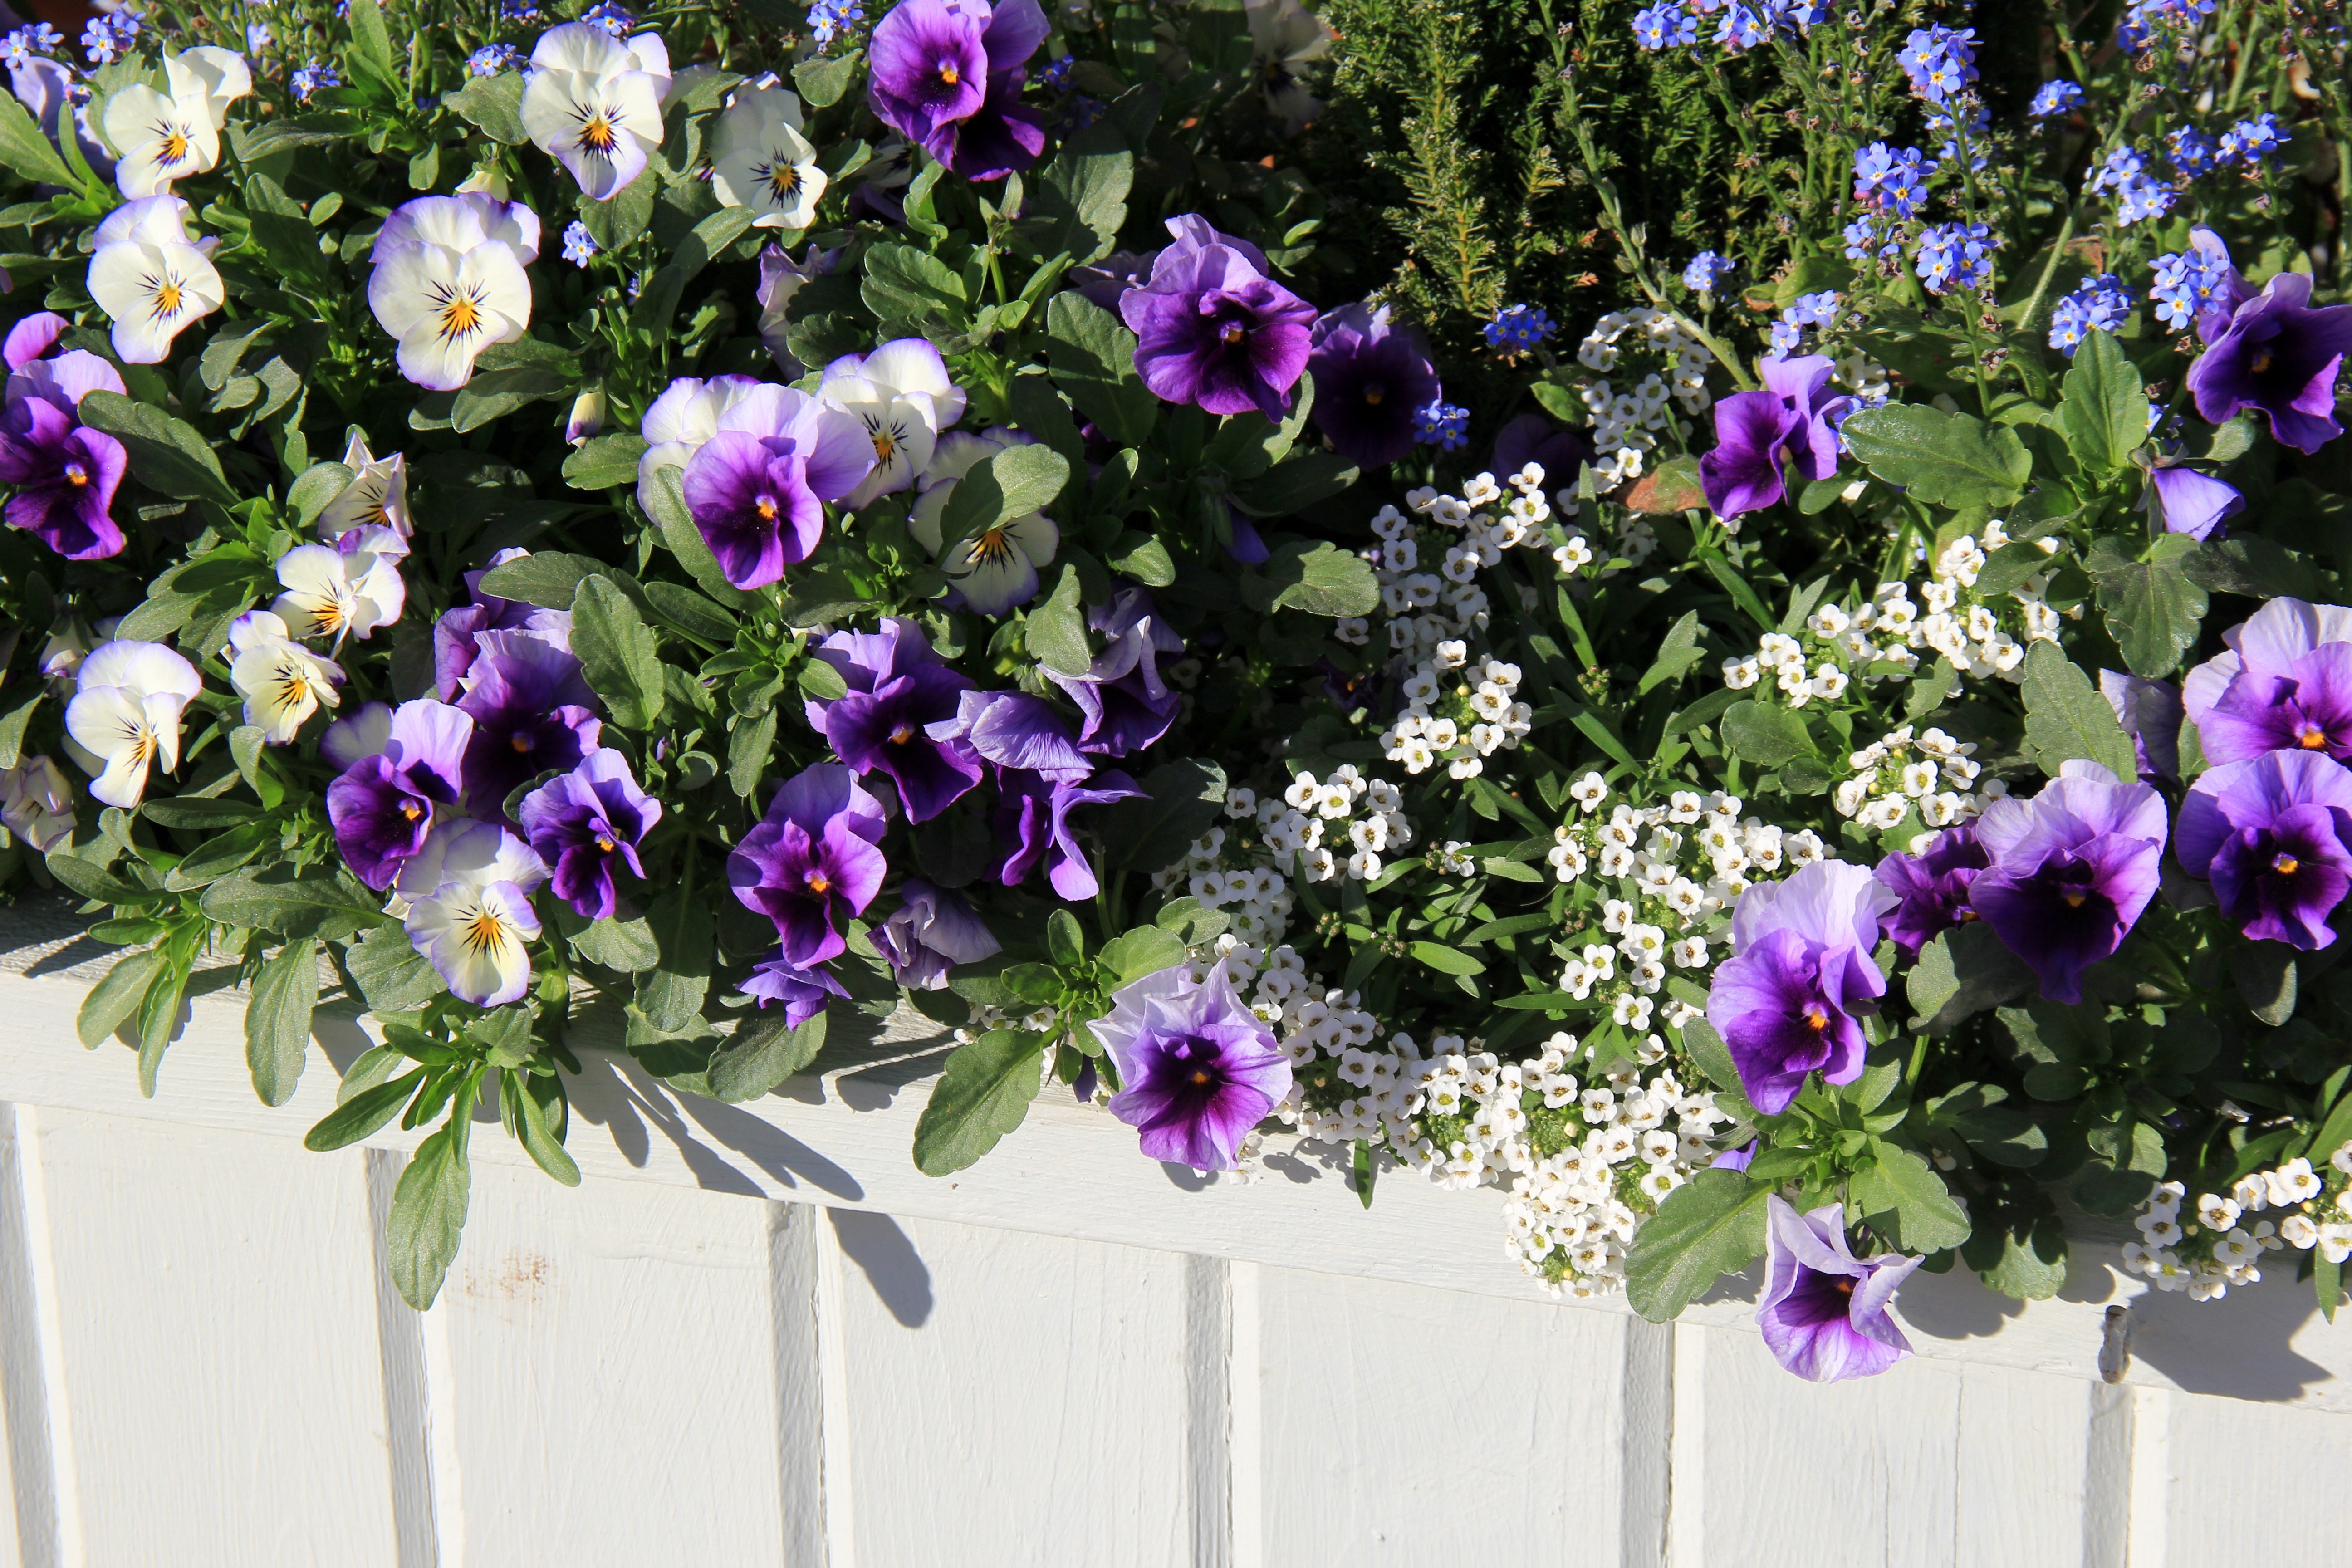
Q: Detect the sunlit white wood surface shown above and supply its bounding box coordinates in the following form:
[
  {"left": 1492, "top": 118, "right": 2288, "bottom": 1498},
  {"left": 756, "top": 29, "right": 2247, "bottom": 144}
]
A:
[{"left": 0, "top": 896, "right": 2346, "bottom": 1566}]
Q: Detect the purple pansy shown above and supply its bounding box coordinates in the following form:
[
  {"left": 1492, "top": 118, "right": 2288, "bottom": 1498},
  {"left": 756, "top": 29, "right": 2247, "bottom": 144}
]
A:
[
  {"left": 1872, "top": 823, "right": 1990, "bottom": 957},
  {"left": 743, "top": 952, "right": 849, "bottom": 1030},
  {"left": 2145, "top": 464, "right": 2244, "bottom": 541},
  {"left": 1119, "top": 215, "right": 1317, "bottom": 421},
  {"left": 1970, "top": 760, "right": 2168, "bottom": 1005},
  {"left": 1043, "top": 588, "right": 1184, "bottom": 758},
  {"left": 517, "top": 750, "right": 662, "bottom": 921},
  {"left": 454, "top": 632, "right": 604, "bottom": 819},
  {"left": 2197, "top": 641, "right": 2352, "bottom": 767},
  {"left": 2176, "top": 749, "right": 2352, "bottom": 950},
  {"left": 682, "top": 386, "right": 876, "bottom": 589},
  {"left": 2184, "top": 597, "right": 2352, "bottom": 744},
  {"left": 1757, "top": 1197, "right": 1923, "bottom": 1382},
  {"left": 993, "top": 766, "right": 1145, "bottom": 899},
  {"left": 2186, "top": 266, "right": 2352, "bottom": 453},
  {"left": 1706, "top": 860, "right": 1897, "bottom": 1115},
  {"left": 323, "top": 699, "right": 474, "bottom": 890},
  {"left": 866, "top": 0, "right": 1049, "bottom": 180},
  {"left": 432, "top": 548, "right": 572, "bottom": 701},
  {"left": 728, "top": 763, "right": 890, "bottom": 968},
  {"left": 1304, "top": 303, "right": 1441, "bottom": 468},
  {"left": 933, "top": 689, "right": 1093, "bottom": 780},
  {"left": 1090, "top": 960, "right": 1292, "bottom": 1171},
  {"left": 872, "top": 878, "right": 1002, "bottom": 989},
  {"left": 804, "top": 618, "right": 983, "bottom": 822},
  {"left": 0, "top": 334, "right": 130, "bottom": 561},
  {"left": 2101, "top": 670, "right": 2185, "bottom": 780},
  {"left": 1699, "top": 354, "right": 1852, "bottom": 519}
]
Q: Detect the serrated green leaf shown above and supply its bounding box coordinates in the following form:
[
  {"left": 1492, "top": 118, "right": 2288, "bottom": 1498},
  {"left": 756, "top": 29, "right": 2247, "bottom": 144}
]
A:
[
  {"left": 2020, "top": 640, "right": 2139, "bottom": 779},
  {"left": 245, "top": 938, "right": 318, "bottom": 1107},
  {"left": 1849, "top": 1142, "right": 1972, "bottom": 1252},
  {"left": 1622, "top": 1169, "right": 1770, "bottom": 1322},
  {"left": 571, "top": 575, "right": 665, "bottom": 731},
  {"left": 708, "top": 1006, "right": 830, "bottom": 1102},
  {"left": 1838, "top": 403, "right": 2031, "bottom": 510},
  {"left": 2054, "top": 330, "right": 2146, "bottom": 477},
  {"left": 912, "top": 1029, "right": 1046, "bottom": 1176}
]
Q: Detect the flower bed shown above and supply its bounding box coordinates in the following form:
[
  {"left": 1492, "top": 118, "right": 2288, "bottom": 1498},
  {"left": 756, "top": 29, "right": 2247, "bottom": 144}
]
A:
[{"left": 1, "top": 0, "right": 2350, "bottom": 1387}]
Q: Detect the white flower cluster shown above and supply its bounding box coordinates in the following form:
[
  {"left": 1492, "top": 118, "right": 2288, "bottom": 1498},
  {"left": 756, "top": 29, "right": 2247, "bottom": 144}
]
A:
[
  {"left": 1832, "top": 723, "right": 2002, "bottom": 833},
  {"left": 2120, "top": 1143, "right": 2352, "bottom": 1301},
  {"left": 1570, "top": 306, "right": 1712, "bottom": 488},
  {"left": 1721, "top": 523, "right": 2072, "bottom": 702},
  {"left": 1547, "top": 772, "right": 1827, "bottom": 1033},
  {"left": 1244, "top": 765, "right": 1418, "bottom": 883},
  {"left": 1344, "top": 470, "right": 1550, "bottom": 655},
  {"left": 1377, "top": 646, "right": 1534, "bottom": 780}
]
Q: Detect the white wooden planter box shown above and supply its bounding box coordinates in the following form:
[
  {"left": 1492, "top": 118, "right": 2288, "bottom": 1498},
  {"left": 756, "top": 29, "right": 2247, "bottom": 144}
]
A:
[{"left": 1, "top": 894, "right": 2347, "bottom": 1567}]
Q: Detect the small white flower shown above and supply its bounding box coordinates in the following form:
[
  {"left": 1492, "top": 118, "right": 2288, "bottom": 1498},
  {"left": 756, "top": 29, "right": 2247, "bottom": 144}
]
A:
[
  {"left": 710, "top": 84, "right": 828, "bottom": 228},
  {"left": 64, "top": 641, "right": 203, "bottom": 809},
  {"left": 821, "top": 338, "right": 970, "bottom": 507},
  {"left": 367, "top": 220, "right": 533, "bottom": 391},
  {"left": 402, "top": 824, "right": 550, "bottom": 1007},
  {"left": 225, "top": 611, "right": 343, "bottom": 744},
  {"left": 316, "top": 432, "right": 413, "bottom": 544}
]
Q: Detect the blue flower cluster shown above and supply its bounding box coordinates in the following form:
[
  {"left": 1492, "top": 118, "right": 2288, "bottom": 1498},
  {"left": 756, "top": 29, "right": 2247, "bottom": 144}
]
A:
[
  {"left": 1842, "top": 215, "right": 1901, "bottom": 264},
  {"left": 2216, "top": 113, "right": 2288, "bottom": 167},
  {"left": 468, "top": 43, "right": 523, "bottom": 75},
  {"left": 1682, "top": 250, "right": 1736, "bottom": 295},
  {"left": 1414, "top": 400, "right": 1470, "bottom": 451},
  {"left": 1896, "top": 25, "right": 1976, "bottom": 103},
  {"left": 0, "top": 22, "right": 63, "bottom": 64},
  {"left": 2149, "top": 246, "right": 2234, "bottom": 331},
  {"left": 2117, "top": 0, "right": 2217, "bottom": 55},
  {"left": 2029, "top": 80, "right": 2083, "bottom": 119},
  {"left": 292, "top": 61, "right": 343, "bottom": 103},
  {"left": 1484, "top": 304, "right": 1555, "bottom": 353},
  {"left": 2048, "top": 274, "right": 2131, "bottom": 357},
  {"left": 81, "top": 10, "right": 140, "bottom": 66},
  {"left": 2087, "top": 147, "right": 2177, "bottom": 226},
  {"left": 1629, "top": 0, "right": 1827, "bottom": 55},
  {"left": 561, "top": 221, "right": 600, "bottom": 268},
  {"left": 1914, "top": 222, "right": 1996, "bottom": 294},
  {"left": 1037, "top": 54, "right": 1075, "bottom": 93},
  {"left": 1853, "top": 142, "right": 1930, "bottom": 218},
  {"left": 1769, "top": 290, "right": 1840, "bottom": 354},
  {"left": 1630, "top": 2, "right": 1698, "bottom": 50},
  {"left": 582, "top": 2, "right": 637, "bottom": 38},
  {"left": 246, "top": 20, "right": 274, "bottom": 54},
  {"left": 808, "top": 0, "right": 867, "bottom": 50},
  {"left": 2166, "top": 125, "right": 2220, "bottom": 179}
]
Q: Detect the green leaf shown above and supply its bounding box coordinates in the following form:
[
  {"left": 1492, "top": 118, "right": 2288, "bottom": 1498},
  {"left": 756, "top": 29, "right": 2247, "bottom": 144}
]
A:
[
  {"left": 1837, "top": 404, "right": 2032, "bottom": 510},
  {"left": 1636, "top": 611, "right": 1707, "bottom": 696},
  {"left": 728, "top": 706, "right": 778, "bottom": 799},
  {"left": 345, "top": 0, "right": 403, "bottom": 98},
  {"left": 912, "top": 1029, "right": 1046, "bottom": 1176},
  {"left": 0, "top": 690, "right": 37, "bottom": 771},
  {"left": 564, "top": 432, "right": 652, "bottom": 490},
  {"left": 643, "top": 581, "right": 739, "bottom": 647},
  {"left": 1098, "top": 924, "right": 1187, "bottom": 984},
  {"left": 75, "top": 392, "right": 236, "bottom": 505},
  {"left": 199, "top": 866, "right": 382, "bottom": 939},
  {"left": 505, "top": 1070, "right": 581, "bottom": 1186},
  {"left": 451, "top": 356, "right": 579, "bottom": 434},
  {"left": 1260, "top": 539, "right": 1379, "bottom": 618},
  {"left": 570, "top": 913, "right": 660, "bottom": 973},
  {"left": 1022, "top": 124, "right": 1133, "bottom": 263},
  {"left": 2085, "top": 536, "right": 2208, "bottom": 679},
  {"left": 1107, "top": 531, "right": 1176, "bottom": 586},
  {"left": 346, "top": 921, "right": 441, "bottom": 1013},
  {"left": 708, "top": 1006, "right": 830, "bottom": 1102},
  {"left": 631, "top": 206, "right": 756, "bottom": 346},
  {"left": 637, "top": 888, "right": 713, "bottom": 1033},
  {"left": 385, "top": 1124, "right": 473, "bottom": 1309},
  {"left": 1849, "top": 1143, "right": 1972, "bottom": 1253},
  {"left": 1234, "top": 453, "right": 1359, "bottom": 518},
  {"left": 238, "top": 174, "right": 327, "bottom": 288},
  {"left": 304, "top": 1069, "right": 424, "bottom": 1151},
  {"left": 1622, "top": 1170, "right": 1770, "bottom": 1322},
  {"left": 1046, "top": 908, "right": 1086, "bottom": 968},
  {"left": 1975, "top": 1210, "right": 2070, "bottom": 1300},
  {"left": 1719, "top": 701, "right": 1814, "bottom": 768},
  {"left": 2054, "top": 330, "right": 2146, "bottom": 477},
  {"left": 571, "top": 575, "right": 666, "bottom": 731},
  {"left": 1025, "top": 564, "right": 1093, "bottom": 676},
  {"left": 1676, "top": 1016, "right": 1743, "bottom": 1096},
  {"left": 1044, "top": 292, "right": 1156, "bottom": 448},
  {"left": 0, "top": 78, "right": 80, "bottom": 191},
  {"left": 78, "top": 948, "right": 166, "bottom": 1049},
  {"left": 2020, "top": 640, "right": 2138, "bottom": 779},
  {"left": 1103, "top": 758, "right": 1227, "bottom": 871},
  {"left": 792, "top": 48, "right": 863, "bottom": 108},
  {"left": 938, "top": 441, "right": 1072, "bottom": 559},
  {"left": 641, "top": 466, "right": 752, "bottom": 607},
  {"left": 245, "top": 939, "right": 318, "bottom": 1107},
  {"left": 1908, "top": 924, "right": 2034, "bottom": 1031},
  {"left": 1409, "top": 941, "right": 1485, "bottom": 976},
  {"left": 861, "top": 242, "right": 971, "bottom": 327}
]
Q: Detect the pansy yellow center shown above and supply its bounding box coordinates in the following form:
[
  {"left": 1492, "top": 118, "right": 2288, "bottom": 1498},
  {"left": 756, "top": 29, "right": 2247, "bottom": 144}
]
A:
[
  {"left": 511, "top": 732, "right": 534, "bottom": 753},
  {"left": 156, "top": 123, "right": 191, "bottom": 164},
  {"left": 805, "top": 869, "right": 831, "bottom": 895},
  {"left": 1220, "top": 322, "right": 1247, "bottom": 345},
  {"left": 462, "top": 907, "right": 510, "bottom": 955},
  {"left": 2250, "top": 348, "right": 2274, "bottom": 375},
  {"left": 2062, "top": 890, "right": 2089, "bottom": 908},
  {"left": 596, "top": 835, "right": 617, "bottom": 853},
  {"left": 1363, "top": 382, "right": 1385, "bottom": 405},
  {"left": 889, "top": 723, "right": 916, "bottom": 744},
  {"left": 578, "top": 113, "right": 619, "bottom": 152},
  {"left": 761, "top": 158, "right": 801, "bottom": 203},
  {"left": 147, "top": 273, "right": 183, "bottom": 318},
  {"left": 938, "top": 62, "right": 960, "bottom": 86},
  {"left": 1190, "top": 1068, "right": 1213, "bottom": 1085},
  {"left": 1800, "top": 1003, "right": 1830, "bottom": 1032},
  {"left": 401, "top": 801, "right": 424, "bottom": 822},
  {"left": 63, "top": 462, "right": 88, "bottom": 487},
  {"left": 2275, "top": 853, "right": 2302, "bottom": 876},
  {"left": 436, "top": 289, "right": 483, "bottom": 341},
  {"left": 2298, "top": 723, "right": 2329, "bottom": 749},
  {"left": 969, "top": 526, "right": 1016, "bottom": 566}
]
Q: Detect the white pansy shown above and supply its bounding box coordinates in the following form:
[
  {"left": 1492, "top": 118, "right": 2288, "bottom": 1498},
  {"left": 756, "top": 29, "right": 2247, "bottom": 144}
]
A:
[
  {"left": 907, "top": 428, "right": 1059, "bottom": 614},
  {"left": 225, "top": 611, "right": 343, "bottom": 744},
  {"left": 314, "top": 432, "right": 412, "bottom": 545},
  {"left": 366, "top": 225, "right": 532, "bottom": 391},
  {"left": 401, "top": 823, "right": 550, "bottom": 1007},
  {"left": 0, "top": 756, "right": 77, "bottom": 852},
  {"left": 63, "top": 640, "right": 203, "bottom": 809},
  {"left": 634, "top": 372, "right": 767, "bottom": 514},
  {"left": 86, "top": 195, "right": 225, "bottom": 364},
  {"left": 818, "top": 338, "right": 969, "bottom": 507},
  {"left": 710, "top": 84, "right": 827, "bottom": 229},
  {"left": 520, "top": 22, "right": 671, "bottom": 200},
  {"left": 102, "top": 46, "right": 252, "bottom": 198},
  {"left": 271, "top": 539, "right": 407, "bottom": 646}
]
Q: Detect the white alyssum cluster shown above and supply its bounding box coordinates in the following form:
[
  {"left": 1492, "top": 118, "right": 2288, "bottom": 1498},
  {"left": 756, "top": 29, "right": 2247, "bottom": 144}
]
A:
[
  {"left": 1832, "top": 723, "right": 2002, "bottom": 833},
  {"left": 1720, "top": 522, "right": 2075, "bottom": 704},
  {"left": 1377, "top": 647, "right": 1534, "bottom": 780},
  {"left": 1344, "top": 469, "right": 1550, "bottom": 656},
  {"left": 2120, "top": 1143, "right": 2352, "bottom": 1301},
  {"left": 1547, "top": 772, "right": 1828, "bottom": 1036},
  {"left": 1238, "top": 765, "right": 1418, "bottom": 883},
  {"left": 1570, "top": 306, "right": 1713, "bottom": 489}
]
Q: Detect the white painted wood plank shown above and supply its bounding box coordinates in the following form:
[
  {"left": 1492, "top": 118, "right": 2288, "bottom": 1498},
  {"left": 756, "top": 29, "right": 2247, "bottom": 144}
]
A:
[
  {"left": 23, "top": 1105, "right": 400, "bottom": 1567},
  {"left": 2159, "top": 1386, "right": 2352, "bottom": 1562},
  {"left": 829, "top": 1213, "right": 1194, "bottom": 1568},
  {"left": 1253, "top": 1264, "right": 1637, "bottom": 1567},
  {"left": 425, "top": 1158, "right": 787, "bottom": 1566},
  {"left": 0, "top": 1104, "right": 44, "bottom": 1568},
  {"left": 1693, "top": 1323, "right": 1959, "bottom": 1568},
  {"left": 1951, "top": 1362, "right": 2093, "bottom": 1568}
]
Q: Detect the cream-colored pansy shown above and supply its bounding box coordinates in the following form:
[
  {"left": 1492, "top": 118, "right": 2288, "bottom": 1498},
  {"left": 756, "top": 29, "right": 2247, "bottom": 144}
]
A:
[
  {"left": 710, "top": 84, "right": 828, "bottom": 229},
  {"left": 909, "top": 429, "right": 1061, "bottom": 615},
  {"left": 520, "top": 22, "right": 671, "bottom": 200},
  {"left": 365, "top": 229, "right": 533, "bottom": 391},
  {"left": 102, "top": 46, "right": 252, "bottom": 198},
  {"left": 63, "top": 640, "right": 203, "bottom": 809},
  {"left": 225, "top": 611, "right": 344, "bottom": 744},
  {"left": 86, "top": 195, "right": 224, "bottom": 365},
  {"left": 315, "top": 432, "right": 412, "bottom": 546},
  {"left": 271, "top": 537, "right": 407, "bottom": 647}
]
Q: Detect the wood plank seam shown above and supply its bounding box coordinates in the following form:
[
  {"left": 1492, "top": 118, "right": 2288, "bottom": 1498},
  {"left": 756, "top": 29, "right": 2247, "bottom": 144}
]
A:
[
  {"left": 1664, "top": 1323, "right": 1706, "bottom": 1568},
  {"left": 4, "top": 1106, "right": 83, "bottom": 1568},
  {"left": 2082, "top": 1380, "right": 2132, "bottom": 1568},
  {"left": 769, "top": 1202, "right": 828, "bottom": 1567},
  {"left": 1182, "top": 1253, "right": 1231, "bottom": 1568},
  {"left": 1617, "top": 1316, "right": 1673, "bottom": 1568},
  {"left": 814, "top": 1209, "right": 858, "bottom": 1568},
  {"left": 1227, "top": 1259, "right": 1263, "bottom": 1568},
  {"left": 0, "top": 1103, "right": 62, "bottom": 1568},
  {"left": 365, "top": 1147, "right": 443, "bottom": 1568}
]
